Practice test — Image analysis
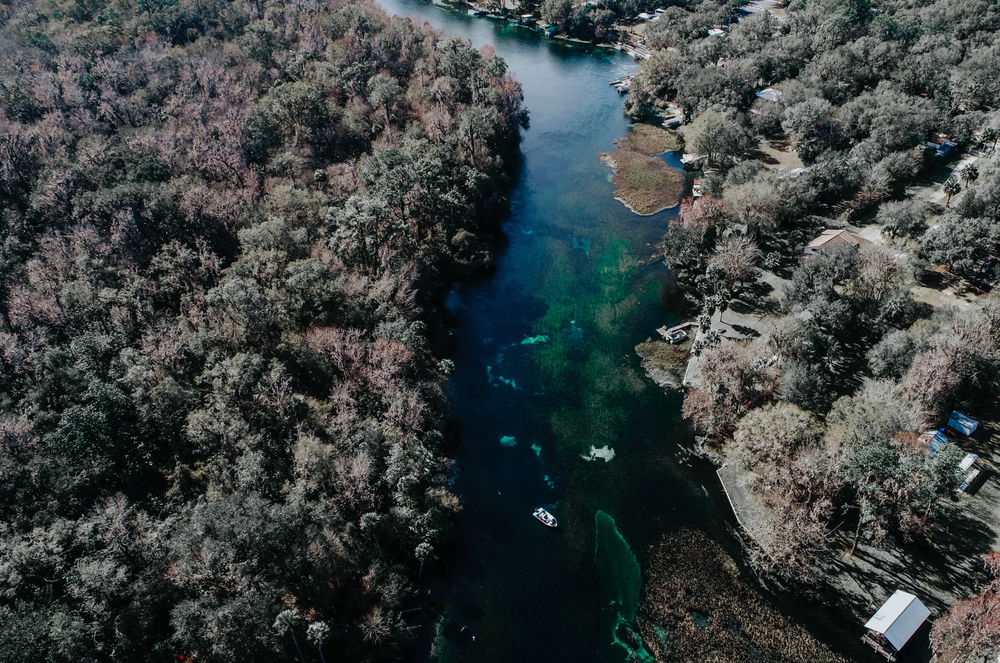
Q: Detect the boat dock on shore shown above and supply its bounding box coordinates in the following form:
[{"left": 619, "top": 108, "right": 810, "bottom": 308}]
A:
[
  {"left": 610, "top": 77, "right": 631, "bottom": 93},
  {"left": 656, "top": 321, "right": 695, "bottom": 340},
  {"left": 614, "top": 42, "right": 651, "bottom": 60},
  {"left": 452, "top": 1, "right": 651, "bottom": 59}
]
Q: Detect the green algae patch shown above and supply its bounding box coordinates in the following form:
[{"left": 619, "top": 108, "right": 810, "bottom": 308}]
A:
[
  {"left": 499, "top": 435, "right": 517, "bottom": 447},
  {"left": 625, "top": 124, "right": 684, "bottom": 156},
  {"left": 595, "top": 510, "right": 654, "bottom": 662},
  {"left": 599, "top": 148, "right": 683, "bottom": 216},
  {"left": 640, "top": 530, "right": 849, "bottom": 663}
]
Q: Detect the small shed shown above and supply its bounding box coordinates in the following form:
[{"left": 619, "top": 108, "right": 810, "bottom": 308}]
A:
[
  {"left": 862, "top": 590, "right": 930, "bottom": 661},
  {"left": 947, "top": 411, "right": 979, "bottom": 437},
  {"left": 918, "top": 428, "right": 950, "bottom": 453},
  {"left": 959, "top": 453, "right": 983, "bottom": 493},
  {"left": 925, "top": 133, "right": 957, "bottom": 157}
]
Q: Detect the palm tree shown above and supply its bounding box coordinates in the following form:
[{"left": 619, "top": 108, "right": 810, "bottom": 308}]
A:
[
  {"left": 983, "top": 126, "right": 999, "bottom": 155},
  {"left": 274, "top": 610, "right": 306, "bottom": 663},
  {"left": 714, "top": 288, "right": 731, "bottom": 324},
  {"left": 307, "top": 622, "right": 332, "bottom": 663},
  {"left": 960, "top": 163, "right": 979, "bottom": 184},
  {"left": 943, "top": 177, "right": 961, "bottom": 207}
]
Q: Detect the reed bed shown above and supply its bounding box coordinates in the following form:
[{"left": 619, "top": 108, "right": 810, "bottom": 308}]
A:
[
  {"left": 640, "top": 530, "right": 849, "bottom": 663},
  {"left": 625, "top": 124, "right": 684, "bottom": 156},
  {"left": 598, "top": 148, "right": 684, "bottom": 215}
]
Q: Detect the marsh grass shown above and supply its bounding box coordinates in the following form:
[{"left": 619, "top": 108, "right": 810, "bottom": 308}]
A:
[
  {"left": 635, "top": 340, "right": 690, "bottom": 369},
  {"left": 640, "top": 530, "right": 849, "bottom": 663},
  {"left": 598, "top": 148, "right": 684, "bottom": 216},
  {"left": 625, "top": 124, "right": 684, "bottom": 156}
]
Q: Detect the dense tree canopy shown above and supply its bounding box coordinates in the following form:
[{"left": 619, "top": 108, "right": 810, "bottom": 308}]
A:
[
  {"left": 650, "top": 0, "right": 1000, "bottom": 587},
  {"left": 0, "top": 0, "right": 526, "bottom": 660}
]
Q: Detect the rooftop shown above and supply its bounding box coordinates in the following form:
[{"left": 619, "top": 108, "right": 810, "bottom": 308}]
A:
[
  {"left": 806, "top": 229, "right": 868, "bottom": 250},
  {"left": 864, "top": 590, "right": 930, "bottom": 651},
  {"left": 755, "top": 87, "right": 782, "bottom": 102},
  {"left": 948, "top": 411, "right": 978, "bottom": 436}
]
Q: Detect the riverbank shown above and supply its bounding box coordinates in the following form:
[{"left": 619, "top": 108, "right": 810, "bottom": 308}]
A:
[{"left": 433, "top": 0, "right": 652, "bottom": 58}]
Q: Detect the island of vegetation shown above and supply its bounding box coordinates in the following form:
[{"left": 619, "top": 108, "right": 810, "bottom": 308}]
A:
[
  {"left": 615, "top": 0, "right": 1000, "bottom": 660},
  {"left": 599, "top": 124, "right": 685, "bottom": 215},
  {"left": 0, "top": 0, "right": 527, "bottom": 660}
]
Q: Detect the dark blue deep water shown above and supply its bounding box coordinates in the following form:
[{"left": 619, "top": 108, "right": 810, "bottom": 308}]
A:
[{"left": 375, "top": 3, "right": 734, "bottom": 661}]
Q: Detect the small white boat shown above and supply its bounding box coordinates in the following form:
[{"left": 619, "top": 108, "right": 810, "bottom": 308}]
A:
[
  {"left": 533, "top": 508, "right": 558, "bottom": 528},
  {"left": 665, "top": 329, "right": 687, "bottom": 344}
]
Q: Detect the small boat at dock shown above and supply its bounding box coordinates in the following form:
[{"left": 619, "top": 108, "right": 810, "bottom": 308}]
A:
[
  {"left": 657, "top": 321, "right": 694, "bottom": 344},
  {"left": 533, "top": 508, "right": 558, "bottom": 528}
]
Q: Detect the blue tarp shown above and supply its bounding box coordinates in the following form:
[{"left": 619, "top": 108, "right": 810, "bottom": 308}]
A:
[
  {"left": 948, "top": 411, "right": 979, "bottom": 436},
  {"left": 928, "top": 430, "right": 949, "bottom": 454}
]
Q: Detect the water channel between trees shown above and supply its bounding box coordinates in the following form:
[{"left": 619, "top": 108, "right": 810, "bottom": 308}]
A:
[{"left": 375, "top": 2, "right": 739, "bottom": 660}]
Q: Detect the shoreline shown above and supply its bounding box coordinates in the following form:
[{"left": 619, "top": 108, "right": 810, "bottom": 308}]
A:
[
  {"left": 431, "top": 0, "right": 643, "bottom": 56},
  {"left": 613, "top": 194, "right": 680, "bottom": 216}
]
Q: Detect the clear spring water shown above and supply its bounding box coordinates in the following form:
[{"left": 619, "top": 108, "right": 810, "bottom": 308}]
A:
[{"left": 374, "top": 3, "right": 735, "bottom": 660}]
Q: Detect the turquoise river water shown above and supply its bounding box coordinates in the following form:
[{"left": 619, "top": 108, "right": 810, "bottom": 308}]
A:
[{"left": 374, "top": 3, "right": 748, "bottom": 661}]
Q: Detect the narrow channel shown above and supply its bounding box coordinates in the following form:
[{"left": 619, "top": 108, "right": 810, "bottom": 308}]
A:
[{"left": 376, "top": 3, "right": 735, "bottom": 660}]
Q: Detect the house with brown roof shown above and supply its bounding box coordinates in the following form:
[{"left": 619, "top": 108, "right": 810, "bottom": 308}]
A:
[{"left": 803, "top": 229, "right": 868, "bottom": 255}]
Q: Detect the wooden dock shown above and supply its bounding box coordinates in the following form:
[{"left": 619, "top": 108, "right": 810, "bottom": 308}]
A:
[
  {"left": 861, "top": 633, "right": 897, "bottom": 661},
  {"left": 613, "top": 42, "right": 651, "bottom": 60},
  {"left": 656, "top": 321, "right": 695, "bottom": 340}
]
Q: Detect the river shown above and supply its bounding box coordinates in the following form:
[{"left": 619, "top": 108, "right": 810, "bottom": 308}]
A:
[{"left": 375, "top": 3, "right": 737, "bottom": 661}]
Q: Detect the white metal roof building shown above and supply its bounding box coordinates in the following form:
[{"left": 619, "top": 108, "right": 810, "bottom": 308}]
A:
[{"left": 864, "top": 590, "right": 930, "bottom": 653}]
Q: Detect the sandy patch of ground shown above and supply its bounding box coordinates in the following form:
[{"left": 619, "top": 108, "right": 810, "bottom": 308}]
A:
[
  {"left": 910, "top": 285, "right": 976, "bottom": 309},
  {"left": 852, "top": 225, "right": 886, "bottom": 245},
  {"left": 754, "top": 139, "right": 805, "bottom": 171},
  {"left": 746, "top": 0, "right": 787, "bottom": 19},
  {"left": 911, "top": 264, "right": 979, "bottom": 309}
]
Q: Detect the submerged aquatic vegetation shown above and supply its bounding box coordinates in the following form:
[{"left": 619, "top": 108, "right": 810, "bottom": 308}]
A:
[
  {"left": 595, "top": 511, "right": 655, "bottom": 662},
  {"left": 641, "top": 530, "right": 848, "bottom": 663}
]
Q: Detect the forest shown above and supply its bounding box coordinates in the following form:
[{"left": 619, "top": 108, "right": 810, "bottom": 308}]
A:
[
  {"left": 628, "top": 0, "right": 1000, "bottom": 659},
  {"left": 0, "top": 0, "right": 526, "bottom": 660}
]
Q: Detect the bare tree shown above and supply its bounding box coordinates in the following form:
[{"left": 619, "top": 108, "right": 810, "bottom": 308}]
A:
[{"left": 710, "top": 235, "right": 761, "bottom": 292}]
